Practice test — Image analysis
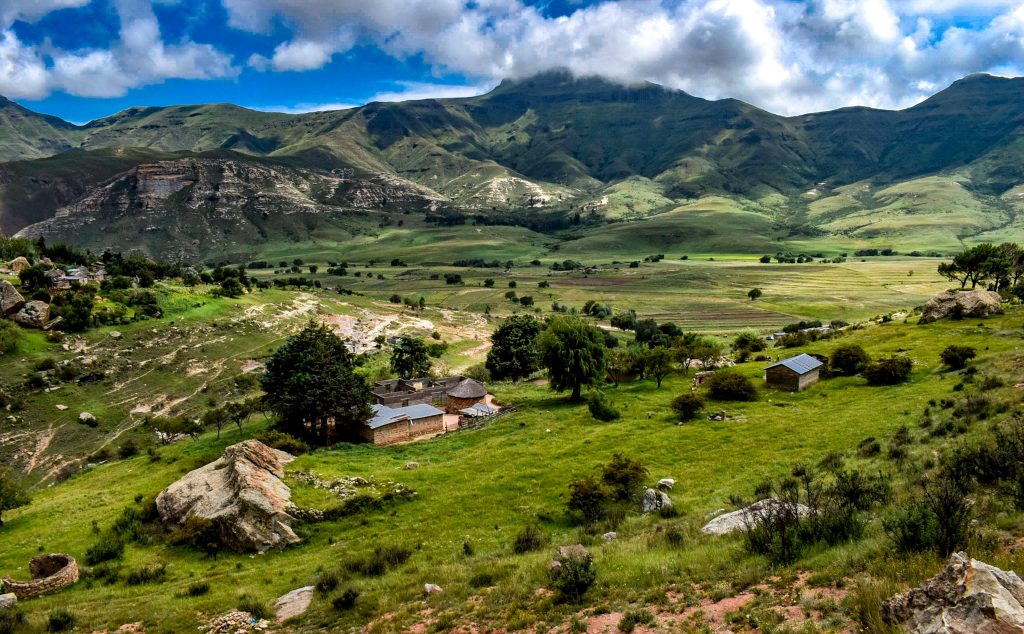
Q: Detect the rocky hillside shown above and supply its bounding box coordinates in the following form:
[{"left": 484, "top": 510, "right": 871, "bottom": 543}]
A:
[{"left": 0, "top": 71, "right": 1023, "bottom": 256}]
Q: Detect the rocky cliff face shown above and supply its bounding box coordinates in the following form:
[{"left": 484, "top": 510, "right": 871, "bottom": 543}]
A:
[{"left": 16, "top": 157, "right": 445, "bottom": 260}]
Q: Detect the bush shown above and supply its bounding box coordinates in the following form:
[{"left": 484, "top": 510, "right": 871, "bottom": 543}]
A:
[
  {"left": 332, "top": 589, "right": 359, "bottom": 611},
  {"left": 587, "top": 391, "right": 620, "bottom": 422},
  {"left": 670, "top": 393, "right": 704, "bottom": 421},
  {"left": 863, "top": 356, "right": 912, "bottom": 385},
  {"left": 567, "top": 475, "right": 612, "bottom": 524},
  {"left": 830, "top": 344, "right": 871, "bottom": 376},
  {"left": 548, "top": 546, "right": 596, "bottom": 601},
  {"left": 0, "top": 321, "right": 19, "bottom": 357},
  {"left": 344, "top": 545, "right": 412, "bottom": 577},
  {"left": 46, "top": 609, "right": 76, "bottom": 633},
  {"left": 940, "top": 345, "right": 976, "bottom": 370},
  {"left": 118, "top": 439, "right": 139, "bottom": 459},
  {"left": 170, "top": 516, "right": 223, "bottom": 557},
  {"left": 182, "top": 581, "right": 210, "bottom": 597},
  {"left": 706, "top": 369, "right": 757, "bottom": 401},
  {"left": 315, "top": 569, "right": 340, "bottom": 594},
  {"left": 884, "top": 470, "right": 972, "bottom": 556},
  {"left": 857, "top": 437, "right": 881, "bottom": 457},
  {"left": 512, "top": 524, "right": 546, "bottom": 554},
  {"left": 618, "top": 608, "right": 655, "bottom": 633},
  {"left": 237, "top": 596, "right": 272, "bottom": 620},
  {"left": 125, "top": 563, "right": 167, "bottom": 585},
  {"left": 254, "top": 430, "right": 309, "bottom": 455},
  {"left": 85, "top": 535, "right": 124, "bottom": 564},
  {"left": 601, "top": 454, "right": 648, "bottom": 502},
  {"left": 0, "top": 609, "right": 26, "bottom": 634}
]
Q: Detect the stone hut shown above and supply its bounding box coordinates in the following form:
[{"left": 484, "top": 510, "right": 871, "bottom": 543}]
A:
[
  {"left": 2, "top": 554, "right": 79, "bottom": 598},
  {"left": 764, "top": 353, "right": 823, "bottom": 392},
  {"left": 445, "top": 378, "right": 487, "bottom": 414},
  {"left": 364, "top": 403, "right": 445, "bottom": 445}
]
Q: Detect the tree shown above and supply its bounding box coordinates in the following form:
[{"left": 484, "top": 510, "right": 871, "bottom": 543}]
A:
[
  {"left": 706, "top": 369, "right": 757, "bottom": 401},
  {"left": 567, "top": 475, "right": 612, "bottom": 524},
  {"left": 483, "top": 278, "right": 495, "bottom": 288},
  {"left": 218, "top": 277, "right": 244, "bottom": 298},
  {"left": 937, "top": 243, "right": 1010, "bottom": 289},
  {"left": 390, "top": 336, "right": 432, "bottom": 379},
  {"left": 863, "top": 356, "right": 912, "bottom": 385},
  {"left": 1000, "top": 243, "right": 1024, "bottom": 288},
  {"left": 262, "top": 321, "right": 372, "bottom": 444},
  {"left": 645, "top": 346, "right": 673, "bottom": 388},
  {"left": 940, "top": 345, "right": 976, "bottom": 370},
  {"left": 0, "top": 468, "right": 30, "bottom": 527},
  {"left": 17, "top": 265, "right": 48, "bottom": 293},
  {"left": 830, "top": 344, "right": 871, "bottom": 376},
  {"left": 486, "top": 314, "right": 542, "bottom": 381},
  {"left": 201, "top": 407, "right": 230, "bottom": 440},
  {"left": 537, "top": 315, "right": 606, "bottom": 401},
  {"left": 605, "top": 347, "right": 637, "bottom": 387},
  {"left": 748, "top": 288, "right": 763, "bottom": 301},
  {"left": 759, "top": 255, "right": 772, "bottom": 263},
  {"left": 671, "top": 393, "right": 704, "bottom": 421}
]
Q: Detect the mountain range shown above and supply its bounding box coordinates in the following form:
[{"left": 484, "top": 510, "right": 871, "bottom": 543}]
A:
[{"left": 1, "top": 71, "right": 1022, "bottom": 260}]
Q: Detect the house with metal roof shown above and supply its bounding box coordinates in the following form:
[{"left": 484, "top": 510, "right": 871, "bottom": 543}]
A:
[
  {"left": 363, "top": 403, "right": 445, "bottom": 446},
  {"left": 764, "top": 353, "right": 824, "bottom": 391}
]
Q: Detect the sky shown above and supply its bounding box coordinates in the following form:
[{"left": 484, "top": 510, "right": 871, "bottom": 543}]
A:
[{"left": 1, "top": 0, "right": 1022, "bottom": 123}]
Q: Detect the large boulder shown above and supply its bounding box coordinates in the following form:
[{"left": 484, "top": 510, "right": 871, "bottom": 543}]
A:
[
  {"left": 642, "top": 488, "right": 672, "bottom": 514},
  {"left": 6, "top": 257, "right": 29, "bottom": 273},
  {"left": 919, "top": 289, "right": 1002, "bottom": 325},
  {"left": 155, "top": 440, "right": 299, "bottom": 553},
  {"left": 701, "top": 498, "right": 811, "bottom": 535},
  {"left": 274, "top": 586, "right": 314, "bottom": 622},
  {"left": 0, "top": 281, "right": 24, "bottom": 316},
  {"left": 13, "top": 301, "right": 49, "bottom": 328},
  {"left": 882, "top": 551, "right": 1024, "bottom": 633}
]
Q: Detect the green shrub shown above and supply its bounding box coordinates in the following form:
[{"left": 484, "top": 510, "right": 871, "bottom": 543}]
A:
[
  {"left": 315, "top": 569, "right": 340, "bottom": 594},
  {"left": 46, "top": 609, "right": 75, "bottom": 632},
  {"left": 940, "top": 345, "right": 976, "bottom": 370},
  {"left": 237, "top": 596, "right": 272, "bottom": 620},
  {"left": 170, "top": 516, "right": 223, "bottom": 557},
  {"left": 125, "top": 563, "right": 167, "bottom": 585},
  {"left": 254, "top": 430, "right": 309, "bottom": 455},
  {"left": 587, "top": 391, "right": 620, "bottom": 422},
  {"left": 180, "top": 581, "right": 210, "bottom": 597},
  {"left": 670, "top": 392, "right": 704, "bottom": 421},
  {"left": 118, "top": 439, "right": 139, "bottom": 459},
  {"left": 618, "top": 608, "right": 655, "bottom": 633},
  {"left": 0, "top": 608, "right": 26, "bottom": 634},
  {"left": 567, "top": 475, "right": 613, "bottom": 524},
  {"left": 706, "top": 369, "right": 757, "bottom": 401},
  {"left": 344, "top": 545, "right": 412, "bottom": 577},
  {"left": 512, "top": 524, "right": 546, "bottom": 554},
  {"left": 601, "top": 454, "right": 648, "bottom": 502},
  {"left": 884, "top": 470, "right": 972, "bottom": 556},
  {"left": 548, "top": 546, "right": 596, "bottom": 601},
  {"left": 829, "top": 344, "right": 871, "bottom": 376},
  {"left": 864, "top": 356, "right": 912, "bottom": 385},
  {"left": 331, "top": 589, "right": 359, "bottom": 611},
  {"left": 85, "top": 535, "right": 124, "bottom": 564},
  {"left": 0, "top": 320, "right": 18, "bottom": 357}
]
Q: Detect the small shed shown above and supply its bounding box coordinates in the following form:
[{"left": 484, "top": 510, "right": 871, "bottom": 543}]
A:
[
  {"left": 364, "top": 403, "right": 445, "bottom": 446},
  {"left": 764, "top": 353, "right": 823, "bottom": 392},
  {"left": 445, "top": 378, "right": 487, "bottom": 414},
  {"left": 459, "top": 403, "right": 497, "bottom": 418}
]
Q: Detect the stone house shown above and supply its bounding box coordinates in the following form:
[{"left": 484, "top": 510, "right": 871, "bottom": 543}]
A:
[
  {"left": 45, "top": 269, "right": 70, "bottom": 290},
  {"left": 363, "top": 403, "right": 445, "bottom": 445},
  {"left": 444, "top": 378, "right": 487, "bottom": 414},
  {"left": 372, "top": 376, "right": 487, "bottom": 411},
  {"left": 764, "top": 353, "right": 823, "bottom": 391}
]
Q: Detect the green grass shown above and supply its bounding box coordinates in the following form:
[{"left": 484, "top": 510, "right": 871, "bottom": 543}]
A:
[{"left": 3, "top": 308, "right": 1024, "bottom": 631}]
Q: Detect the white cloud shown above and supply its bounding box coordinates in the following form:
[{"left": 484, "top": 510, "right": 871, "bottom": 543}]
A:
[
  {"left": 0, "top": 0, "right": 90, "bottom": 29},
  {"left": 251, "top": 81, "right": 492, "bottom": 113},
  {"left": 251, "top": 101, "right": 360, "bottom": 114}
]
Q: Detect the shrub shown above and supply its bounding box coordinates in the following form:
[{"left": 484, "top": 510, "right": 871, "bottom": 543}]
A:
[
  {"left": 182, "top": 581, "right": 210, "bottom": 597},
  {"left": 254, "top": 430, "right": 309, "bottom": 455},
  {"left": 170, "top": 516, "right": 223, "bottom": 557},
  {"left": 670, "top": 393, "right": 704, "bottom": 421},
  {"left": 567, "top": 475, "right": 612, "bottom": 524},
  {"left": 0, "top": 609, "right": 26, "bottom": 634},
  {"left": 237, "top": 596, "right": 272, "bottom": 621},
  {"left": 85, "top": 535, "right": 124, "bottom": 564},
  {"left": 587, "top": 391, "right": 620, "bottom": 422},
  {"left": 618, "top": 608, "right": 655, "bottom": 633},
  {"left": 125, "top": 563, "right": 167, "bottom": 585},
  {"left": 0, "top": 320, "right": 20, "bottom": 356},
  {"left": 315, "top": 569, "right": 340, "bottom": 594},
  {"left": 548, "top": 546, "right": 596, "bottom": 601},
  {"left": 830, "top": 344, "right": 871, "bottom": 376},
  {"left": 707, "top": 369, "right": 757, "bottom": 401},
  {"left": 884, "top": 470, "right": 972, "bottom": 556},
  {"left": 332, "top": 589, "right": 359, "bottom": 610},
  {"left": 118, "top": 439, "right": 139, "bottom": 459},
  {"left": 601, "top": 454, "right": 648, "bottom": 502},
  {"left": 857, "top": 437, "right": 881, "bottom": 457},
  {"left": 864, "top": 356, "right": 912, "bottom": 385},
  {"left": 940, "top": 345, "right": 976, "bottom": 370},
  {"left": 344, "top": 545, "right": 412, "bottom": 577},
  {"left": 46, "top": 609, "right": 75, "bottom": 632},
  {"left": 512, "top": 524, "right": 546, "bottom": 554}
]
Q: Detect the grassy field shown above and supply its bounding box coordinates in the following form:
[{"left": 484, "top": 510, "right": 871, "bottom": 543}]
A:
[{"left": 3, "top": 307, "right": 1024, "bottom": 632}]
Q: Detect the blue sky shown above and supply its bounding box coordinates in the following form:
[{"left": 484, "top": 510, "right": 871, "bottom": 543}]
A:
[{"left": 2, "top": 0, "right": 1022, "bottom": 122}]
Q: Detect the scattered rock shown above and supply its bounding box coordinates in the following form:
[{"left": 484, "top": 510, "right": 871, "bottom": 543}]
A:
[
  {"left": 109, "top": 331, "right": 122, "bottom": 339},
  {"left": 1, "top": 554, "right": 79, "bottom": 599},
  {"left": 273, "top": 586, "right": 313, "bottom": 623},
  {"left": 701, "top": 498, "right": 811, "bottom": 535},
  {"left": 657, "top": 478, "right": 675, "bottom": 491},
  {"left": 155, "top": 440, "right": 299, "bottom": 553},
  {"left": 0, "top": 280, "right": 25, "bottom": 316},
  {"left": 79, "top": 412, "right": 96, "bottom": 425},
  {"left": 6, "top": 257, "right": 29, "bottom": 273},
  {"left": 601, "top": 532, "right": 618, "bottom": 542},
  {"left": 13, "top": 300, "right": 48, "bottom": 328},
  {"left": 0, "top": 593, "right": 16, "bottom": 609},
  {"left": 882, "top": 551, "right": 1024, "bottom": 632},
  {"left": 200, "top": 610, "right": 270, "bottom": 633},
  {"left": 642, "top": 488, "right": 672, "bottom": 514},
  {"left": 424, "top": 583, "right": 443, "bottom": 596},
  {"left": 404, "top": 461, "right": 419, "bottom": 470},
  {"left": 918, "top": 289, "right": 1003, "bottom": 324},
  {"left": 55, "top": 404, "right": 68, "bottom": 411}
]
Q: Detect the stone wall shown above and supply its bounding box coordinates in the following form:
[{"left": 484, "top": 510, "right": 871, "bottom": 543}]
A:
[
  {"left": 370, "top": 414, "right": 445, "bottom": 446},
  {"left": 2, "top": 554, "right": 79, "bottom": 599}
]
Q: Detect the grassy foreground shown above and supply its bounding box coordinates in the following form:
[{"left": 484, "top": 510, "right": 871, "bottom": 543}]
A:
[{"left": 3, "top": 308, "right": 1024, "bottom": 632}]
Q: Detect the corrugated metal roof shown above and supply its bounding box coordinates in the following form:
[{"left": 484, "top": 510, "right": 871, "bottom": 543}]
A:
[
  {"left": 368, "top": 403, "right": 444, "bottom": 429},
  {"left": 765, "top": 353, "right": 823, "bottom": 375},
  {"left": 459, "top": 403, "right": 497, "bottom": 417}
]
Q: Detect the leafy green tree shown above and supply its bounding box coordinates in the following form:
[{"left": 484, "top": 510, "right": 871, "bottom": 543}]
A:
[
  {"left": 17, "top": 265, "right": 48, "bottom": 294},
  {"left": 262, "top": 321, "right": 372, "bottom": 444},
  {"left": 645, "top": 346, "right": 673, "bottom": 388},
  {"left": 1000, "top": 242, "right": 1024, "bottom": 288},
  {"left": 748, "top": 288, "right": 763, "bottom": 300},
  {"left": 0, "top": 468, "right": 30, "bottom": 527},
  {"left": 485, "top": 314, "right": 542, "bottom": 381},
  {"left": 864, "top": 356, "right": 913, "bottom": 385},
  {"left": 52, "top": 291, "right": 95, "bottom": 332},
  {"left": 937, "top": 243, "right": 1010, "bottom": 289},
  {"left": 567, "top": 475, "right": 612, "bottom": 524},
  {"left": 706, "top": 369, "right": 757, "bottom": 401},
  {"left": 940, "top": 345, "right": 976, "bottom": 370},
  {"left": 202, "top": 407, "right": 230, "bottom": 440},
  {"left": 537, "top": 315, "right": 606, "bottom": 401},
  {"left": 605, "top": 347, "right": 637, "bottom": 386},
  {"left": 390, "top": 336, "right": 432, "bottom": 379},
  {"left": 830, "top": 344, "right": 871, "bottom": 376}
]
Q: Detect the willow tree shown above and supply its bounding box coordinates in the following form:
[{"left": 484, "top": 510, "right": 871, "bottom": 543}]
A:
[
  {"left": 262, "top": 321, "right": 371, "bottom": 445},
  {"left": 537, "top": 315, "right": 606, "bottom": 401}
]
